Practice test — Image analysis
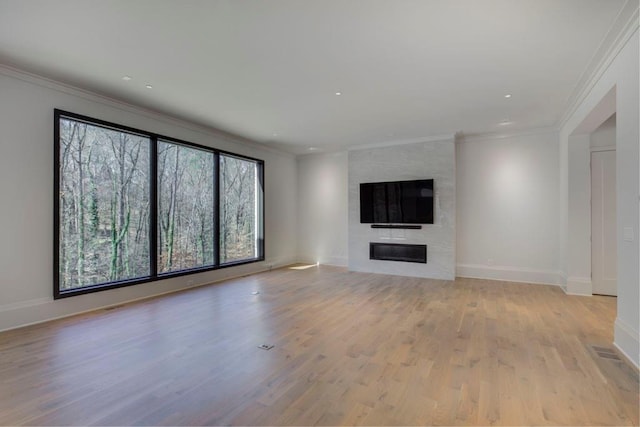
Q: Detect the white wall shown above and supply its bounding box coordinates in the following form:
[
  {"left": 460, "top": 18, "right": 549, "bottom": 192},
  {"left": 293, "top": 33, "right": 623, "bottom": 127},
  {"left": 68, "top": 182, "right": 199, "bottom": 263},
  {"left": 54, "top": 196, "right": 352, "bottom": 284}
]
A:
[
  {"left": 562, "top": 115, "right": 617, "bottom": 295},
  {"left": 0, "top": 67, "right": 298, "bottom": 331},
  {"left": 591, "top": 114, "right": 616, "bottom": 148},
  {"left": 297, "top": 151, "right": 348, "bottom": 266},
  {"left": 566, "top": 135, "right": 592, "bottom": 294},
  {"left": 348, "top": 139, "right": 456, "bottom": 280},
  {"left": 560, "top": 28, "right": 639, "bottom": 367},
  {"left": 299, "top": 131, "right": 562, "bottom": 286},
  {"left": 456, "top": 131, "right": 561, "bottom": 284}
]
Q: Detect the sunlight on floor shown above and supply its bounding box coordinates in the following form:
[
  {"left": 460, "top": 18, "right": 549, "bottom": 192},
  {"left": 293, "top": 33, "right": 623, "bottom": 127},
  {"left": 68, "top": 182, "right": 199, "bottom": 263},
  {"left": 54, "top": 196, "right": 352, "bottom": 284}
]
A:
[{"left": 289, "top": 263, "right": 319, "bottom": 270}]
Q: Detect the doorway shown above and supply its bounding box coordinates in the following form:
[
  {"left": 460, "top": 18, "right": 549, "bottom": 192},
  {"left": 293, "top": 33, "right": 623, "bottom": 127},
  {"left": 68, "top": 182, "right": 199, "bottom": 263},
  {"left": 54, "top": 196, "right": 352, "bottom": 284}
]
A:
[
  {"left": 590, "top": 113, "right": 617, "bottom": 296},
  {"left": 591, "top": 148, "right": 617, "bottom": 295}
]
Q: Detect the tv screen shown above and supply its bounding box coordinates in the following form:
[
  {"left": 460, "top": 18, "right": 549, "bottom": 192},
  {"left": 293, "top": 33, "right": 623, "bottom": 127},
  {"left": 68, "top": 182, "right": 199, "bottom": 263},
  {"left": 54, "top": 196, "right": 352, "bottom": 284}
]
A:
[{"left": 360, "top": 179, "right": 434, "bottom": 224}]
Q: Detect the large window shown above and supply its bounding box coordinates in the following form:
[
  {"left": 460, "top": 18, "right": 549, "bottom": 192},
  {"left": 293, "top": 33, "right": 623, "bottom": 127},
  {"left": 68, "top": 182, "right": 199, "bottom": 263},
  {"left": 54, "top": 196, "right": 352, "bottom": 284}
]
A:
[
  {"left": 158, "top": 141, "right": 215, "bottom": 273},
  {"left": 220, "top": 155, "right": 260, "bottom": 263},
  {"left": 55, "top": 110, "right": 264, "bottom": 298}
]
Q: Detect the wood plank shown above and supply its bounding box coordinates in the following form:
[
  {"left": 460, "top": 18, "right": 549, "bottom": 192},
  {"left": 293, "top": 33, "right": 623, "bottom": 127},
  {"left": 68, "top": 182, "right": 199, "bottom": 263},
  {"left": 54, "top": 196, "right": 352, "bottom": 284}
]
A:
[{"left": 0, "top": 265, "right": 636, "bottom": 426}]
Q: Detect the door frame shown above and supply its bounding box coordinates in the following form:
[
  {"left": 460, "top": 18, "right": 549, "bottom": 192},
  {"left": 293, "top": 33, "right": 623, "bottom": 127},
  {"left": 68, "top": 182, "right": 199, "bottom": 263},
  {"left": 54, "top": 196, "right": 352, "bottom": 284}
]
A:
[{"left": 590, "top": 147, "right": 617, "bottom": 296}]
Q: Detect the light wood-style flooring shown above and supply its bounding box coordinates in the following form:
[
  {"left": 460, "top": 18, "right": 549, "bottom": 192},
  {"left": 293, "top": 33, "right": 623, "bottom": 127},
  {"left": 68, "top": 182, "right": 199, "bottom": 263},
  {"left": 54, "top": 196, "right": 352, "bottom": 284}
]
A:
[{"left": 0, "top": 265, "right": 637, "bottom": 426}]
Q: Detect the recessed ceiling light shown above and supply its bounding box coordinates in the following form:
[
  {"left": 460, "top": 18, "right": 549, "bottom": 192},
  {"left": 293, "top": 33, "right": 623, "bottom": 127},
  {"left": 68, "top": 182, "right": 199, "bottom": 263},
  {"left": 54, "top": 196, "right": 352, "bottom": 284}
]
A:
[
  {"left": 308, "top": 147, "right": 317, "bottom": 151},
  {"left": 272, "top": 133, "right": 278, "bottom": 137},
  {"left": 145, "top": 84, "right": 153, "bottom": 89},
  {"left": 335, "top": 92, "right": 342, "bottom": 96},
  {"left": 499, "top": 119, "right": 512, "bottom": 126},
  {"left": 504, "top": 94, "right": 512, "bottom": 98},
  {"left": 121, "top": 76, "right": 132, "bottom": 81}
]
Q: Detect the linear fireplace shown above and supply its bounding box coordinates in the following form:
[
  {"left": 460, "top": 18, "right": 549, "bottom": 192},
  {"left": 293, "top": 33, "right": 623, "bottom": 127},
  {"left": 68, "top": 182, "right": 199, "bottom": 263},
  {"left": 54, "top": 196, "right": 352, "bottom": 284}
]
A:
[{"left": 369, "top": 242, "right": 427, "bottom": 263}]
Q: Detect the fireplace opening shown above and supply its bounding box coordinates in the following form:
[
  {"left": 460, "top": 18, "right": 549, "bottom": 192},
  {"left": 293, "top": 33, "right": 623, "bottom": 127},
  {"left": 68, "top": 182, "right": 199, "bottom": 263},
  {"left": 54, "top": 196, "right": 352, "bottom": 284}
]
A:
[{"left": 369, "top": 242, "right": 427, "bottom": 263}]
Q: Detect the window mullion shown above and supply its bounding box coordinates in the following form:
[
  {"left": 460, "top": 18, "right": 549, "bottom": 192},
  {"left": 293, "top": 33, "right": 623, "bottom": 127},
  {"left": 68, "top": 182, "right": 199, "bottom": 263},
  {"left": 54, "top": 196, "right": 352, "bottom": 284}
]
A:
[
  {"left": 214, "top": 152, "right": 221, "bottom": 267},
  {"left": 258, "top": 162, "right": 265, "bottom": 260},
  {"left": 150, "top": 136, "right": 158, "bottom": 278}
]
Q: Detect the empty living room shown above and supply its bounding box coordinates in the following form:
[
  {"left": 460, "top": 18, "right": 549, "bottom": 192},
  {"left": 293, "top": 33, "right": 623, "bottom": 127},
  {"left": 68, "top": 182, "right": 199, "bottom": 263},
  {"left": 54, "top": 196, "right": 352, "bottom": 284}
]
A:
[{"left": 0, "top": 1, "right": 638, "bottom": 426}]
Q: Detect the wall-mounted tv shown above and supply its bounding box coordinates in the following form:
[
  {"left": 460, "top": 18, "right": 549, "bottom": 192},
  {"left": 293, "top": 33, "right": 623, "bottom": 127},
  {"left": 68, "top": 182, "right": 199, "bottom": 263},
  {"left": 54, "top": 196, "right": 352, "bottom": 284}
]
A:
[{"left": 360, "top": 179, "right": 434, "bottom": 224}]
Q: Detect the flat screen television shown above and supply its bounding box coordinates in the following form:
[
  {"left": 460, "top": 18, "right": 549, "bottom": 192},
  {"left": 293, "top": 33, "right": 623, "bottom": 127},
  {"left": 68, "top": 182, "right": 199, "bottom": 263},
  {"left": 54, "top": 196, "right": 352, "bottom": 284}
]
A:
[{"left": 360, "top": 179, "right": 434, "bottom": 224}]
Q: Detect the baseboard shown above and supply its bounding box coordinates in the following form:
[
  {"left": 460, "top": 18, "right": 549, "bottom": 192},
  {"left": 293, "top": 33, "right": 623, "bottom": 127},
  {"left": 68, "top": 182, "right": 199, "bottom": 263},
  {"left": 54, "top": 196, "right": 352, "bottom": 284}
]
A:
[
  {"left": 0, "top": 297, "right": 52, "bottom": 312},
  {"left": 263, "top": 256, "right": 298, "bottom": 270},
  {"left": 322, "top": 256, "right": 348, "bottom": 267},
  {"left": 297, "top": 256, "right": 348, "bottom": 267},
  {"left": 565, "top": 276, "right": 592, "bottom": 296},
  {"left": 559, "top": 272, "right": 568, "bottom": 293},
  {"left": 0, "top": 257, "right": 297, "bottom": 333},
  {"left": 296, "top": 257, "right": 318, "bottom": 266},
  {"left": 614, "top": 318, "right": 640, "bottom": 369},
  {"left": 456, "top": 264, "right": 562, "bottom": 286}
]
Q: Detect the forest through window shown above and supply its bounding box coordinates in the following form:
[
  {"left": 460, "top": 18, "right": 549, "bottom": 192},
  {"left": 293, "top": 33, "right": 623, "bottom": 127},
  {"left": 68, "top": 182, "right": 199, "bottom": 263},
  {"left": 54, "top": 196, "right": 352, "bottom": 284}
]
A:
[
  {"left": 55, "top": 111, "right": 264, "bottom": 297},
  {"left": 158, "top": 142, "right": 215, "bottom": 273},
  {"left": 220, "top": 155, "right": 258, "bottom": 263},
  {"left": 58, "top": 119, "right": 150, "bottom": 289}
]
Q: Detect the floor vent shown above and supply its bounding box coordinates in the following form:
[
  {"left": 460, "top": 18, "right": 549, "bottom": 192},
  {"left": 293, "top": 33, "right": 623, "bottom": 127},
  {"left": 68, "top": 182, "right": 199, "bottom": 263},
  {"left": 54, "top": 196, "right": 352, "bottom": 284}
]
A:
[{"left": 591, "top": 345, "right": 621, "bottom": 360}]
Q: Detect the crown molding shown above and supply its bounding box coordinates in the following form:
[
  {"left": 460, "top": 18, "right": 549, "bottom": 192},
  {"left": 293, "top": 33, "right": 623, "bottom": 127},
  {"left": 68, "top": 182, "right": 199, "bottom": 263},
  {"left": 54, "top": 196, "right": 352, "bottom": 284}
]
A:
[
  {"left": 0, "top": 63, "right": 295, "bottom": 159},
  {"left": 296, "top": 148, "right": 348, "bottom": 158},
  {"left": 557, "top": 0, "right": 639, "bottom": 130},
  {"left": 456, "top": 126, "right": 558, "bottom": 144},
  {"left": 347, "top": 134, "right": 455, "bottom": 152}
]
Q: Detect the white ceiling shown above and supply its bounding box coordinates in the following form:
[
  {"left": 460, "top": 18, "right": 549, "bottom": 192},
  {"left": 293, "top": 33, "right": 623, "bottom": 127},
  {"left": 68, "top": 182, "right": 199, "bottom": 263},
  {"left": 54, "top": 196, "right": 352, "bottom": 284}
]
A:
[{"left": 0, "top": 0, "right": 631, "bottom": 154}]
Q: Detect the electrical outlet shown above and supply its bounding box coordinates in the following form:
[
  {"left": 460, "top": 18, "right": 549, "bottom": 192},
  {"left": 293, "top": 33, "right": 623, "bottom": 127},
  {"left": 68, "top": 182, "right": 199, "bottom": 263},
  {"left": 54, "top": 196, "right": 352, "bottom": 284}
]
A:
[{"left": 487, "top": 258, "right": 494, "bottom": 266}]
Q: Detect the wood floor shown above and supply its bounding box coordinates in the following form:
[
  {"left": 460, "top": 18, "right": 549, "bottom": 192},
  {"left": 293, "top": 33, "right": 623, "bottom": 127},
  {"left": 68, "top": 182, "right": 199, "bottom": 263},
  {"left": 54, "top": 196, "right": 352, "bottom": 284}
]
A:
[{"left": 0, "top": 265, "right": 637, "bottom": 426}]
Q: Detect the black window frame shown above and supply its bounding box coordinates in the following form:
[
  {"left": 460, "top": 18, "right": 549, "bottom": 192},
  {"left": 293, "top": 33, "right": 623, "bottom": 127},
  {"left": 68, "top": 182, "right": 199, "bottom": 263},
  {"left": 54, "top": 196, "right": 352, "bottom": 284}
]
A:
[{"left": 53, "top": 109, "right": 265, "bottom": 299}]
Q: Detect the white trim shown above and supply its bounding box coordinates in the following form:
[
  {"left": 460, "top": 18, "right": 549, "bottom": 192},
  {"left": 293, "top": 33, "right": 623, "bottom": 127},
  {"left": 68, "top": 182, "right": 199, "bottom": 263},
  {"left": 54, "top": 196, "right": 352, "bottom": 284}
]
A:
[
  {"left": 456, "top": 127, "right": 558, "bottom": 144},
  {"left": 557, "top": 2, "right": 639, "bottom": 129},
  {"left": 0, "top": 257, "right": 297, "bottom": 333},
  {"left": 0, "top": 297, "right": 52, "bottom": 313},
  {"left": 263, "top": 256, "right": 296, "bottom": 269},
  {"left": 322, "top": 256, "right": 348, "bottom": 267},
  {"left": 558, "top": 272, "right": 568, "bottom": 293},
  {"left": 455, "top": 264, "right": 562, "bottom": 286},
  {"left": 348, "top": 134, "right": 455, "bottom": 152},
  {"left": 0, "top": 64, "right": 294, "bottom": 159},
  {"left": 565, "top": 276, "right": 593, "bottom": 296},
  {"left": 590, "top": 146, "right": 616, "bottom": 153},
  {"left": 614, "top": 317, "right": 640, "bottom": 369},
  {"left": 297, "top": 256, "right": 348, "bottom": 267}
]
